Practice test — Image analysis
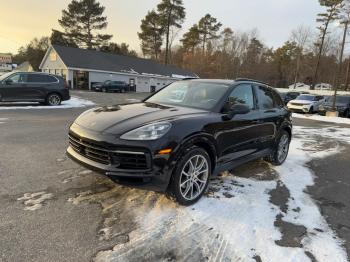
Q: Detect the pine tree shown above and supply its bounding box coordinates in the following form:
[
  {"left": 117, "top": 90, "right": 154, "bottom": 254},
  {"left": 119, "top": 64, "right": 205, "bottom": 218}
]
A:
[
  {"left": 50, "top": 29, "right": 78, "bottom": 47},
  {"left": 157, "top": 0, "right": 185, "bottom": 64},
  {"left": 312, "top": 0, "right": 343, "bottom": 89},
  {"left": 138, "top": 10, "right": 164, "bottom": 59},
  {"left": 58, "top": 0, "right": 112, "bottom": 49},
  {"left": 180, "top": 24, "right": 200, "bottom": 54},
  {"left": 198, "top": 14, "right": 222, "bottom": 53}
]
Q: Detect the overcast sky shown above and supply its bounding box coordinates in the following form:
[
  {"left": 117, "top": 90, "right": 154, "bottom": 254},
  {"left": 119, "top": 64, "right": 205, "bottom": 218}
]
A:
[{"left": 0, "top": 0, "right": 326, "bottom": 54}]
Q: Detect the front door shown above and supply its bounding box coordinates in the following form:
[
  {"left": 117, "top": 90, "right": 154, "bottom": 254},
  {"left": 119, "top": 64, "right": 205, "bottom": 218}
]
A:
[
  {"left": 0, "top": 72, "right": 27, "bottom": 101},
  {"left": 214, "top": 84, "right": 262, "bottom": 167}
]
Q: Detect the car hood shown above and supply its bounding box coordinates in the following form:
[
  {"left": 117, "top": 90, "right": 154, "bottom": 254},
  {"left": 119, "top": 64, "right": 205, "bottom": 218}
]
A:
[
  {"left": 290, "top": 100, "right": 313, "bottom": 105},
  {"left": 74, "top": 102, "right": 208, "bottom": 135}
]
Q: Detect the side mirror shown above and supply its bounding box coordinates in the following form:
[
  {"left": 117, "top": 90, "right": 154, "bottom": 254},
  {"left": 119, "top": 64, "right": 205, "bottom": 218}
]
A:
[
  {"left": 222, "top": 104, "right": 250, "bottom": 120},
  {"left": 5, "top": 79, "right": 13, "bottom": 85}
]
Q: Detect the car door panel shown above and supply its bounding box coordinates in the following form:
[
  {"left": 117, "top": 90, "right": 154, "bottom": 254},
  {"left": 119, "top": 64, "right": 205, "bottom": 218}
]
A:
[{"left": 210, "top": 83, "right": 264, "bottom": 169}]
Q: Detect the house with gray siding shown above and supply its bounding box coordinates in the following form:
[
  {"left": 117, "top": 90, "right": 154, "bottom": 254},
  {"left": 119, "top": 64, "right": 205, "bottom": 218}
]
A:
[{"left": 39, "top": 45, "right": 197, "bottom": 92}]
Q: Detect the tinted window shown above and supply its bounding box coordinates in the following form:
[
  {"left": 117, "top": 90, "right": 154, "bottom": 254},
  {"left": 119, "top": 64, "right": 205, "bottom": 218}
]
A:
[
  {"left": 27, "top": 74, "right": 57, "bottom": 83},
  {"left": 256, "top": 85, "right": 274, "bottom": 110},
  {"left": 272, "top": 90, "right": 284, "bottom": 107},
  {"left": 226, "top": 84, "right": 254, "bottom": 111}
]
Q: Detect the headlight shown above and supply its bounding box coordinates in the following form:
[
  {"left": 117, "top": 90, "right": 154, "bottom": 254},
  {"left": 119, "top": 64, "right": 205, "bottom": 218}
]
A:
[{"left": 120, "top": 122, "right": 172, "bottom": 140}]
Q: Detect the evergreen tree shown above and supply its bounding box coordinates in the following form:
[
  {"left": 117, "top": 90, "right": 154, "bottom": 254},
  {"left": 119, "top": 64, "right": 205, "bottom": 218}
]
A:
[
  {"left": 50, "top": 29, "right": 77, "bottom": 47},
  {"left": 138, "top": 10, "right": 164, "bottom": 59},
  {"left": 312, "top": 0, "right": 343, "bottom": 88},
  {"left": 157, "top": 0, "right": 185, "bottom": 64},
  {"left": 198, "top": 14, "right": 222, "bottom": 53},
  {"left": 58, "top": 0, "right": 112, "bottom": 49},
  {"left": 100, "top": 42, "right": 137, "bottom": 57},
  {"left": 180, "top": 24, "right": 200, "bottom": 54}
]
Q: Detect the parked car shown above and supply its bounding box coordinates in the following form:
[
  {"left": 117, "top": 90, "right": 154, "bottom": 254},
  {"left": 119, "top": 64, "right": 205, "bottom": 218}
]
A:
[
  {"left": 101, "top": 80, "right": 129, "bottom": 93},
  {"left": 315, "top": 83, "right": 332, "bottom": 91},
  {"left": 287, "top": 94, "right": 325, "bottom": 113},
  {"left": 280, "top": 91, "right": 309, "bottom": 105},
  {"left": 91, "top": 82, "right": 103, "bottom": 92},
  {"left": 288, "top": 83, "right": 311, "bottom": 90},
  {"left": 67, "top": 79, "right": 292, "bottom": 205},
  {"left": 319, "top": 96, "right": 350, "bottom": 117},
  {"left": 0, "top": 71, "right": 70, "bottom": 106}
]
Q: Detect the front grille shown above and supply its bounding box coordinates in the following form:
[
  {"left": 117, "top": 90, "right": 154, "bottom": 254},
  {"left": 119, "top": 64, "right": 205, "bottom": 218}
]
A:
[
  {"left": 291, "top": 103, "right": 305, "bottom": 106},
  {"left": 69, "top": 133, "right": 150, "bottom": 170}
]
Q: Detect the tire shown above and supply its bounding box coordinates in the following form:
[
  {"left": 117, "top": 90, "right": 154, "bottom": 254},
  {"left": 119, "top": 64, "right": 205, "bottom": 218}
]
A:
[
  {"left": 46, "top": 93, "right": 62, "bottom": 106},
  {"left": 308, "top": 106, "right": 314, "bottom": 114},
  {"left": 265, "top": 130, "right": 290, "bottom": 166},
  {"left": 168, "top": 147, "right": 211, "bottom": 206},
  {"left": 344, "top": 109, "right": 349, "bottom": 118}
]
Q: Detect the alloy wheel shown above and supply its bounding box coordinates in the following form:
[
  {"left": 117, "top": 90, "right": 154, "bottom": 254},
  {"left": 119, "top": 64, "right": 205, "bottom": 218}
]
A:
[
  {"left": 179, "top": 155, "right": 209, "bottom": 201},
  {"left": 48, "top": 94, "right": 61, "bottom": 106},
  {"left": 277, "top": 134, "right": 289, "bottom": 163}
]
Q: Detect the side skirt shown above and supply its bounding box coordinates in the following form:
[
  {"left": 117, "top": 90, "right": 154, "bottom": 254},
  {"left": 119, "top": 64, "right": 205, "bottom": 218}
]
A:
[{"left": 212, "top": 148, "right": 271, "bottom": 176}]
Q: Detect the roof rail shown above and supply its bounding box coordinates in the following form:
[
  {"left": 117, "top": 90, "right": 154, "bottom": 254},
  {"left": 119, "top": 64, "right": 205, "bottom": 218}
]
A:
[{"left": 235, "top": 78, "right": 270, "bottom": 86}]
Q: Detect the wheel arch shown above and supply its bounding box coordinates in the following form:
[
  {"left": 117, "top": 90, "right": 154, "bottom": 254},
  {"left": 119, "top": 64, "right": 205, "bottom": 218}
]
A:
[{"left": 179, "top": 133, "right": 217, "bottom": 173}]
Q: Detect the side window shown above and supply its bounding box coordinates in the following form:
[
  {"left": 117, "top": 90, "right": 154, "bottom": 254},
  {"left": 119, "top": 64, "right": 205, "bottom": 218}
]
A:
[
  {"left": 7, "top": 73, "right": 26, "bottom": 83},
  {"left": 224, "top": 84, "right": 255, "bottom": 112},
  {"left": 272, "top": 90, "right": 284, "bottom": 107},
  {"left": 256, "top": 85, "right": 275, "bottom": 110},
  {"left": 44, "top": 75, "right": 57, "bottom": 83},
  {"left": 27, "top": 74, "right": 47, "bottom": 83}
]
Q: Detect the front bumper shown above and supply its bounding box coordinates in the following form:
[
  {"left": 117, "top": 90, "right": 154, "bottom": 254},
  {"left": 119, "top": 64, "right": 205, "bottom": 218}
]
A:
[
  {"left": 66, "top": 123, "right": 177, "bottom": 192},
  {"left": 287, "top": 104, "right": 312, "bottom": 113}
]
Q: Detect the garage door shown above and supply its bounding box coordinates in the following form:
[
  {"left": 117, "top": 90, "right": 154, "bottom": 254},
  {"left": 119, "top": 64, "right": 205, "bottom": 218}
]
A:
[{"left": 137, "top": 77, "right": 150, "bottom": 92}]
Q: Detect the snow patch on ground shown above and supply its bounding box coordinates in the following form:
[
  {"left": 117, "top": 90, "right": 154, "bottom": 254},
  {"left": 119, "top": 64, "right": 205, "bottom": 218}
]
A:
[
  {"left": 17, "top": 191, "right": 54, "bottom": 211},
  {"left": 92, "top": 125, "right": 350, "bottom": 262},
  {"left": 293, "top": 113, "right": 350, "bottom": 125},
  {"left": 0, "top": 96, "right": 94, "bottom": 110}
]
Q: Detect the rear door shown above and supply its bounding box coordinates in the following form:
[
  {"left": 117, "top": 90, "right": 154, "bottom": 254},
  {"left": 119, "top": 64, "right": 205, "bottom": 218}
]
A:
[
  {"left": 25, "top": 73, "right": 54, "bottom": 100},
  {"left": 254, "top": 85, "right": 285, "bottom": 149}
]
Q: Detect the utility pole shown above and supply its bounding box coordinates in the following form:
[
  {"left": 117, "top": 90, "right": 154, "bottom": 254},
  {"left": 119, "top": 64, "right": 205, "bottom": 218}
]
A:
[
  {"left": 333, "top": 20, "right": 348, "bottom": 111},
  {"left": 345, "top": 55, "right": 350, "bottom": 90}
]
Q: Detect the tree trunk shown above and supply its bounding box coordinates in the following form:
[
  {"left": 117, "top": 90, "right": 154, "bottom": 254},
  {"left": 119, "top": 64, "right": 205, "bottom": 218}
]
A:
[
  {"left": 333, "top": 21, "right": 348, "bottom": 111},
  {"left": 312, "top": 20, "right": 330, "bottom": 90},
  {"left": 345, "top": 56, "right": 350, "bottom": 91},
  {"left": 164, "top": 4, "right": 174, "bottom": 65},
  {"left": 293, "top": 52, "right": 302, "bottom": 89}
]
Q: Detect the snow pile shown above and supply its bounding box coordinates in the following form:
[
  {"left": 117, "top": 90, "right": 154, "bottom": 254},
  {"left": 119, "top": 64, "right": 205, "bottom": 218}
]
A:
[
  {"left": 94, "top": 125, "right": 350, "bottom": 262},
  {"left": 0, "top": 96, "right": 94, "bottom": 110},
  {"left": 293, "top": 113, "right": 350, "bottom": 125}
]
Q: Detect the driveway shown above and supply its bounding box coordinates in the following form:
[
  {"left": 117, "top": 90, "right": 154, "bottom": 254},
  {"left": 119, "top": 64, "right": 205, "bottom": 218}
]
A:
[{"left": 0, "top": 91, "right": 349, "bottom": 262}]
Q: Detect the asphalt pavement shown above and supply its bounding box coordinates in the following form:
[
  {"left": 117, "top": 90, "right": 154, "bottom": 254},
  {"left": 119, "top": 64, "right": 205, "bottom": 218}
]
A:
[{"left": 0, "top": 91, "right": 349, "bottom": 261}]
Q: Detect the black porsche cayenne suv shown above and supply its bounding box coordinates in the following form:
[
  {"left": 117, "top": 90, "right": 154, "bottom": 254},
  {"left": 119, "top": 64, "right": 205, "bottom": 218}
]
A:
[
  {"left": 0, "top": 72, "right": 70, "bottom": 106},
  {"left": 67, "top": 79, "right": 292, "bottom": 205}
]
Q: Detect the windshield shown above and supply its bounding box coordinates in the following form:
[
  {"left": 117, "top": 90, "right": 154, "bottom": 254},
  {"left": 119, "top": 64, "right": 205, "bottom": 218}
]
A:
[
  {"left": 326, "top": 96, "right": 350, "bottom": 103},
  {"left": 296, "top": 95, "right": 315, "bottom": 101},
  {"left": 0, "top": 72, "right": 13, "bottom": 81},
  {"left": 146, "top": 81, "right": 230, "bottom": 110}
]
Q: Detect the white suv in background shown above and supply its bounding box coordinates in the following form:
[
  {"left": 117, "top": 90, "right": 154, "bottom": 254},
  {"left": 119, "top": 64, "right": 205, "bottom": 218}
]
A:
[
  {"left": 315, "top": 83, "right": 332, "bottom": 90},
  {"left": 287, "top": 94, "right": 325, "bottom": 113}
]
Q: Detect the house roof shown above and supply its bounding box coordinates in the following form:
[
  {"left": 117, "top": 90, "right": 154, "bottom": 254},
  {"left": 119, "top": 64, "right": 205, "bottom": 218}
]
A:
[{"left": 48, "top": 45, "right": 197, "bottom": 79}]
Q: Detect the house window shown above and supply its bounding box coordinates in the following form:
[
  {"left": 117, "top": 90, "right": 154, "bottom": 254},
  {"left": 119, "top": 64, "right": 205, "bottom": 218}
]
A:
[{"left": 50, "top": 52, "right": 57, "bottom": 61}]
